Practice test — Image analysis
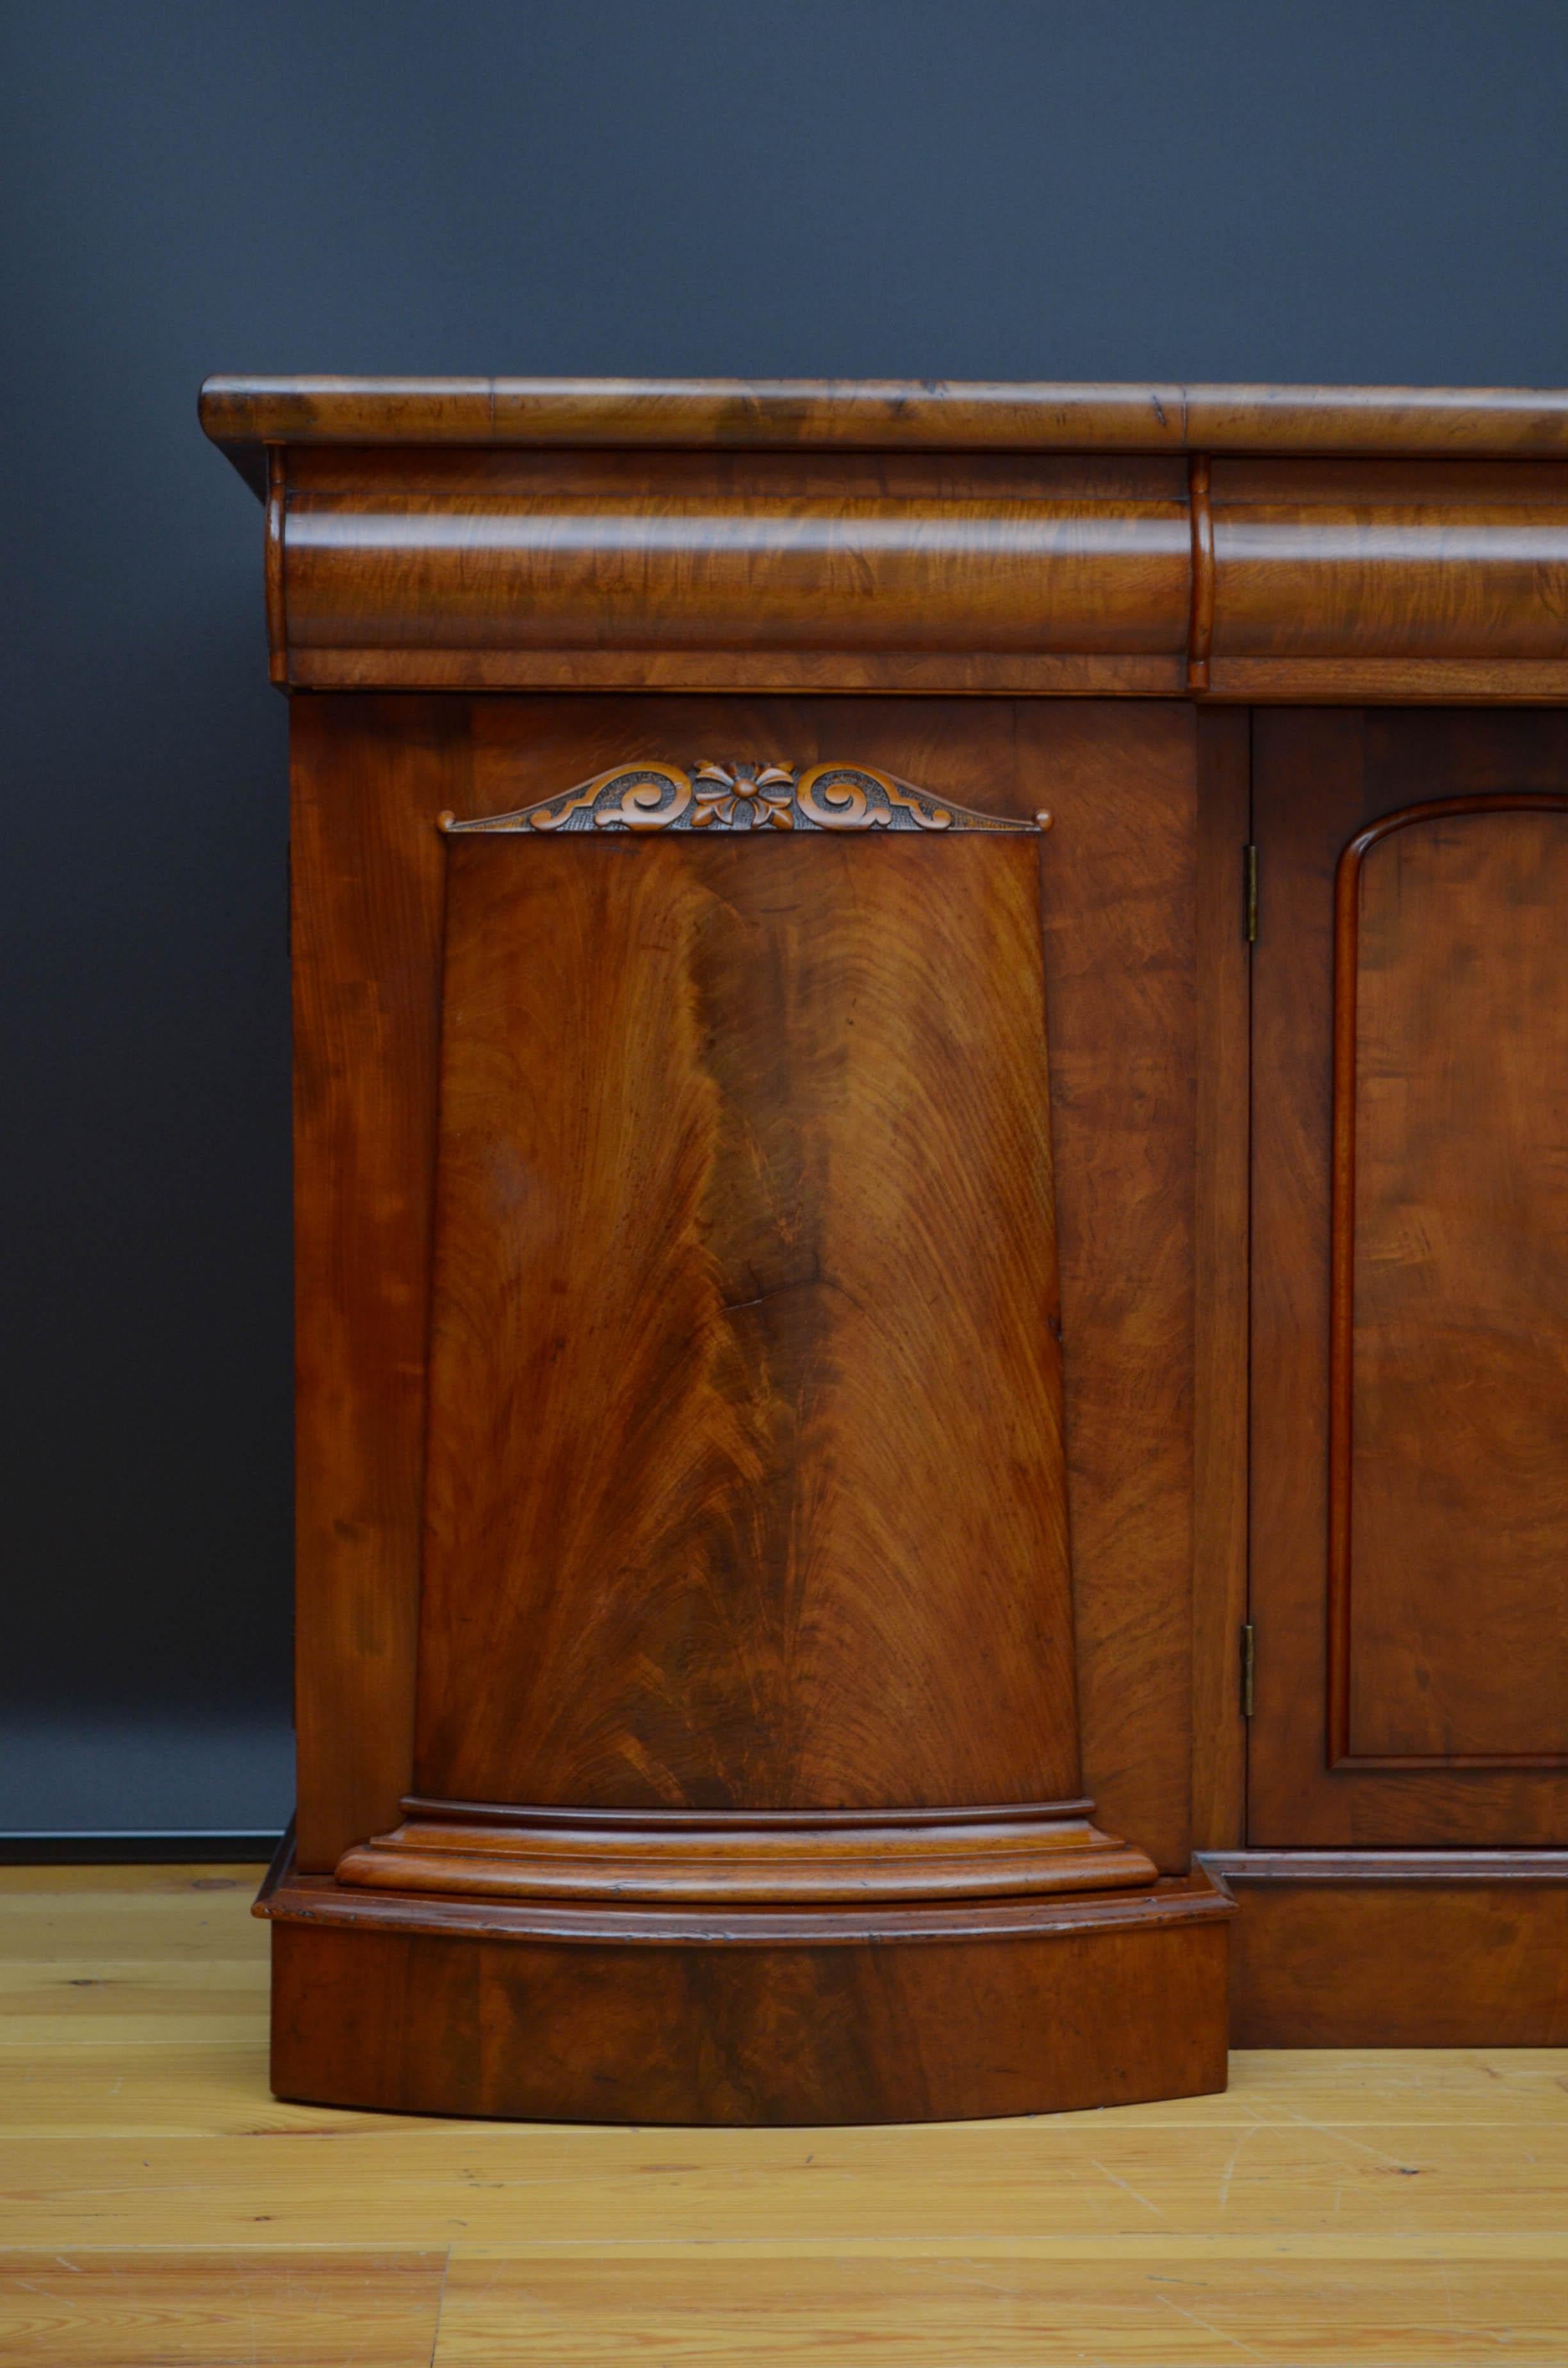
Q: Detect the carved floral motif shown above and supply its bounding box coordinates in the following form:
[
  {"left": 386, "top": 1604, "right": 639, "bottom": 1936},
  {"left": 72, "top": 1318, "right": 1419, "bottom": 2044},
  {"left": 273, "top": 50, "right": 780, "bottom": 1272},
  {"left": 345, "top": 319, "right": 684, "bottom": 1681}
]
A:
[
  {"left": 692, "top": 762, "right": 796, "bottom": 830},
  {"left": 439, "top": 763, "right": 1041, "bottom": 837}
]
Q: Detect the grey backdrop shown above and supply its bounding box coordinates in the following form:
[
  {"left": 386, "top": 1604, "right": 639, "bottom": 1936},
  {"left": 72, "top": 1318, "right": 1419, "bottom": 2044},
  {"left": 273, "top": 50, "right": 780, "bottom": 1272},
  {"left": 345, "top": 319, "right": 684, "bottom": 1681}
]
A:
[{"left": 6, "top": 0, "right": 1568, "bottom": 1836}]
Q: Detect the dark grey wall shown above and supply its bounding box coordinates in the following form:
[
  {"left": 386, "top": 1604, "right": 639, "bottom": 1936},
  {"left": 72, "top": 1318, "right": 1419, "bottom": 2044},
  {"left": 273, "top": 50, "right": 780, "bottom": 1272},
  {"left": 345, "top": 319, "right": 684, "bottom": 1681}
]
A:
[{"left": 6, "top": 0, "right": 1568, "bottom": 1834}]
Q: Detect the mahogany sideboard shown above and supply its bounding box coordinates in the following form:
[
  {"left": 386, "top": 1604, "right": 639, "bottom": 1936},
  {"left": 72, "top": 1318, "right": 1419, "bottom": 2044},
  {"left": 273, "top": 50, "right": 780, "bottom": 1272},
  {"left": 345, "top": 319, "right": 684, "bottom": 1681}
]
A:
[{"left": 202, "top": 377, "right": 1568, "bottom": 2121}]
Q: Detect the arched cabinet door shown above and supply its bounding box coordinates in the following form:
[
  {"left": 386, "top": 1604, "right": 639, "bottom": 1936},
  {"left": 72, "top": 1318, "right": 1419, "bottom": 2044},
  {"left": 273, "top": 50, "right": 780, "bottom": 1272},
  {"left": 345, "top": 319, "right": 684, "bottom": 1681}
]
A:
[{"left": 1250, "top": 711, "right": 1568, "bottom": 1846}]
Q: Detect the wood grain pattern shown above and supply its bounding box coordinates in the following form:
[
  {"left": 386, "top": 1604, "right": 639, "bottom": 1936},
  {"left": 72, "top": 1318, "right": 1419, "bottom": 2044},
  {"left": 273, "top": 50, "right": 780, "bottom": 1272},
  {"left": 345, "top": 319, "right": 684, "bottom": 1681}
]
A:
[
  {"left": 28, "top": 2244, "right": 1568, "bottom": 2368},
  {"left": 249, "top": 390, "right": 1271, "bottom": 2110},
  {"left": 204, "top": 383, "right": 1568, "bottom": 699},
  {"left": 21, "top": 2097, "right": 1568, "bottom": 2237},
  {"left": 1205, "top": 655, "right": 1568, "bottom": 702},
  {"left": 200, "top": 375, "right": 1568, "bottom": 472},
  {"left": 266, "top": 1874, "right": 1229, "bottom": 2125},
  {"left": 339, "top": 1805, "right": 1156, "bottom": 1906},
  {"left": 1221, "top": 1859, "right": 1568, "bottom": 2045},
  {"left": 294, "top": 648, "right": 1191, "bottom": 696},
  {"left": 272, "top": 455, "right": 1568, "bottom": 698},
  {"left": 0, "top": 2253, "right": 446, "bottom": 2368},
  {"left": 290, "top": 697, "right": 476, "bottom": 1870},
  {"left": 284, "top": 695, "right": 1211, "bottom": 2120},
  {"left": 414, "top": 829, "right": 1077, "bottom": 1814},
  {"left": 1191, "top": 709, "right": 1251, "bottom": 1848},
  {"left": 430, "top": 2251, "right": 1568, "bottom": 2365},
  {"left": 1330, "top": 798, "right": 1568, "bottom": 1768},
  {"left": 290, "top": 696, "right": 1202, "bottom": 1898},
  {"left": 1017, "top": 703, "right": 1200, "bottom": 1874},
  {"left": 1211, "top": 498, "right": 1568, "bottom": 661},
  {"left": 1250, "top": 711, "right": 1568, "bottom": 1846},
  {"left": 278, "top": 447, "right": 1190, "bottom": 687},
  {"left": 265, "top": 1839, "right": 1205, "bottom": 1946},
  {"left": 461, "top": 695, "right": 1202, "bottom": 1870},
  {"left": 9, "top": 1865, "right": 1568, "bottom": 2362},
  {"left": 1205, "top": 457, "right": 1568, "bottom": 698}
]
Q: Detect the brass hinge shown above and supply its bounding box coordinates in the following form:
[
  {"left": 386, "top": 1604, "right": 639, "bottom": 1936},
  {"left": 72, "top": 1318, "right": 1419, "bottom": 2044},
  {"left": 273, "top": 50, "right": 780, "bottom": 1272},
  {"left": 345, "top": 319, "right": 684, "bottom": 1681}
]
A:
[
  {"left": 1240, "top": 1622, "right": 1256, "bottom": 1719},
  {"left": 1243, "top": 844, "right": 1259, "bottom": 942}
]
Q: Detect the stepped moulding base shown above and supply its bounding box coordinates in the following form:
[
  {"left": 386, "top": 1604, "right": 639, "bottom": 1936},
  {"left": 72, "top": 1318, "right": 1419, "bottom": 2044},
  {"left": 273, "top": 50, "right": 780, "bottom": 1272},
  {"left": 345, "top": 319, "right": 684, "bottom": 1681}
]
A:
[
  {"left": 257, "top": 1834, "right": 1232, "bottom": 2126},
  {"left": 335, "top": 1798, "right": 1161, "bottom": 1908}
]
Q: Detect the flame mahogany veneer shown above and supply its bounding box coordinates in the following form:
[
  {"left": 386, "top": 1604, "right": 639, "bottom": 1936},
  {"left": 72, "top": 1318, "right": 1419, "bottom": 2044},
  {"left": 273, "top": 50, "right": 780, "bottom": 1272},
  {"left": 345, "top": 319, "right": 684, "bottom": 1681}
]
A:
[{"left": 205, "top": 381, "right": 1568, "bottom": 2118}]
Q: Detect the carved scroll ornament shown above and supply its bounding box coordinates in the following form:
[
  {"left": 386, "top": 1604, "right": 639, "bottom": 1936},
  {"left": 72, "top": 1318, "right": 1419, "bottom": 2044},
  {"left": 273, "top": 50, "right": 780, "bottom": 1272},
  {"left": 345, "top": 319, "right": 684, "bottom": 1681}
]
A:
[{"left": 439, "top": 761, "right": 1045, "bottom": 836}]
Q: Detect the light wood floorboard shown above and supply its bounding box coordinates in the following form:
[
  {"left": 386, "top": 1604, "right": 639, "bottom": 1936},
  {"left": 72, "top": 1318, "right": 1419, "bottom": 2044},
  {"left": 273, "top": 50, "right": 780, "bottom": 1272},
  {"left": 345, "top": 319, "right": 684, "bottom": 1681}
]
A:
[{"left": 1, "top": 1864, "right": 1565, "bottom": 2362}]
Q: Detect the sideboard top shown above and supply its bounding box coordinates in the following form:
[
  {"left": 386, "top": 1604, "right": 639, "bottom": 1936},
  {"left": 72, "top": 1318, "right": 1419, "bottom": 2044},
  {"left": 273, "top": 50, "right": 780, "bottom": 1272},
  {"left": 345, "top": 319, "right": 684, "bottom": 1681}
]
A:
[
  {"left": 208, "top": 377, "right": 1568, "bottom": 705},
  {"left": 200, "top": 376, "right": 1568, "bottom": 496}
]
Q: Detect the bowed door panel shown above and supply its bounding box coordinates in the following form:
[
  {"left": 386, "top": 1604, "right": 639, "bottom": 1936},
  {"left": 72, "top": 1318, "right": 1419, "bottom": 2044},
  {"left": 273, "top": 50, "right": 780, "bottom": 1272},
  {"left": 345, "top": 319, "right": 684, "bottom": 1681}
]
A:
[
  {"left": 289, "top": 695, "right": 1206, "bottom": 1880},
  {"left": 412, "top": 800, "right": 1078, "bottom": 1819},
  {"left": 277, "top": 690, "right": 1230, "bottom": 2121},
  {"left": 340, "top": 749, "right": 1170, "bottom": 1911}
]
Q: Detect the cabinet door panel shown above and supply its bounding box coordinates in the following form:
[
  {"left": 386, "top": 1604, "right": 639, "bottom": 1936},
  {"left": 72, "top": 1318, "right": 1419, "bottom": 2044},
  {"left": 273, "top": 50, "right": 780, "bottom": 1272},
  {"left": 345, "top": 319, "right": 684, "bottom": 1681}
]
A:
[
  {"left": 1251, "top": 711, "right": 1568, "bottom": 1845},
  {"left": 1337, "top": 804, "right": 1568, "bottom": 1764},
  {"left": 413, "top": 828, "right": 1078, "bottom": 1813},
  {"left": 290, "top": 693, "right": 1200, "bottom": 1872}
]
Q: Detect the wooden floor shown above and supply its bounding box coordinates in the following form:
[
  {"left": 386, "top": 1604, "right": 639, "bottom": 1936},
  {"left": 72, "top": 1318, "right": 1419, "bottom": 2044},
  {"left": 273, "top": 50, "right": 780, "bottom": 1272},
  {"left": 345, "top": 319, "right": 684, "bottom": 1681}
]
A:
[{"left": 1, "top": 1868, "right": 1565, "bottom": 2364}]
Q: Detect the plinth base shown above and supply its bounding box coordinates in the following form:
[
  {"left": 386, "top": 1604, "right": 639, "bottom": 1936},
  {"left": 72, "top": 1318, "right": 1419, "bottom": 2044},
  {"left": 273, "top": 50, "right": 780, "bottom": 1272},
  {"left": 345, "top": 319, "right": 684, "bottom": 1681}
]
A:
[{"left": 257, "top": 1838, "right": 1232, "bottom": 2125}]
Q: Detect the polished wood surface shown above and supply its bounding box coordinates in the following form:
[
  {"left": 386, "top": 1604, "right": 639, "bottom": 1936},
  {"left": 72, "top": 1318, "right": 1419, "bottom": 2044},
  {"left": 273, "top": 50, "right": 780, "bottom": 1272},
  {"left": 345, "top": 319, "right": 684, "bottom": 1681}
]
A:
[
  {"left": 200, "top": 374, "right": 1568, "bottom": 473},
  {"left": 1012, "top": 702, "right": 1201, "bottom": 1875},
  {"left": 1190, "top": 709, "right": 1251, "bottom": 1848},
  {"left": 281, "top": 687, "right": 1218, "bottom": 2117},
  {"left": 340, "top": 1807, "right": 1157, "bottom": 1907},
  {"left": 266, "top": 1852, "right": 1227, "bottom": 2126},
  {"left": 215, "top": 381, "right": 1568, "bottom": 2084},
  {"left": 290, "top": 696, "right": 1204, "bottom": 1882},
  {"left": 270, "top": 443, "right": 1568, "bottom": 702},
  {"left": 1209, "top": 457, "right": 1568, "bottom": 696},
  {"left": 416, "top": 828, "right": 1075, "bottom": 1814},
  {"left": 1216, "top": 1854, "right": 1568, "bottom": 2046},
  {"left": 0, "top": 2253, "right": 446, "bottom": 2368},
  {"left": 202, "top": 381, "right": 1568, "bottom": 698},
  {"left": 436, "top": 753, "right": 1044, "bottom": 834},
  {"left": 7, "top": 1867, "right": 1568, "bottom": 2363},
  {"left": 278, "top": 445, "right": 1192, "bottom": 697},
  {"left": 1250, "top": 711, "right": 1568, "bottom": 1846},
  {"left": 1330, "top": 799, "right": 1568, "bottom": 1768},
  {"left": 265, "top": 1843, "right": 1207, "bottom": 1945},
  {"left": 290, "top": 697, "right": 457, "bottom": 1871}
]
